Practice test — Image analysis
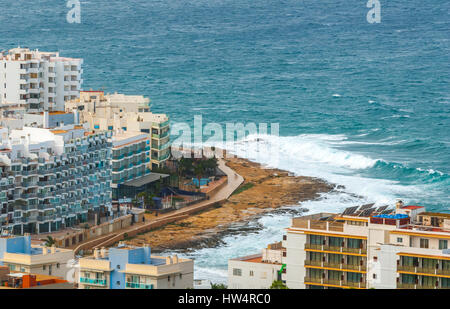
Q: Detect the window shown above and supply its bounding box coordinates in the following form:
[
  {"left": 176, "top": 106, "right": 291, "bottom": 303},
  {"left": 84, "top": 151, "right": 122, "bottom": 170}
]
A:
[
  {"left": 329, "top": 237, "right": 343, "bottom": 247},
  {"left": 402, "top": 256, "right": 419, "bottom": 267},
  {"left": 57, "top": 263, "right": 60, "bottom": 269},
  {"left": 347, "top": 272, "right": 362, "bottom": 283},
  {"left": 310, "top": 235, "right": 324, "bottom": 245},
  {"left": 117, "top": 265, "right": 121, "bottom": 269},
  {"left": 328, "top": 253, "right": 340, "bottom": 264},
  {"left": 422, "top": 258, "right": 437, "bottom": 270},
  {"left": 397, "top": 237, "right": 403, "bottom": 243},
  {"left": 373, "top": 274, "right": 377, "bottom": 279},
  {"left": 420, "top": 238, "right": 429, "bottom": 249},
  {"left": 439, "top": 240, "right": 448, "bottom": 250},
  {"left": 310, "top": 251, "right": 323, "bottom": 262},
  {"left": 233, "top": 268, "right": 242, "bottom": 276},
  {"left": 328, "top": 270, "right": 341, "bottom": 281},
  {"left": 347, "top": 238, "right": 362, "bottom": 249},
  {"left": 43, "top": 265, "right": 46, "bottom": 270},
  {"left": 249, "top": 270, "right": 254, "bottom": 277},
  {"left": 347, "top": 255, "right": 360, "bottom": 266},
  {"left": 116, "top": 281, "right": 120, "bottom": 286}
]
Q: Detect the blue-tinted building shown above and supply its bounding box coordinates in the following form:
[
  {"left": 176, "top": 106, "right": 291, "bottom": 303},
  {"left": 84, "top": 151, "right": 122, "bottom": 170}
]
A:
[{"left": 79, "top": 244, "right": 194, "bottom": 289}]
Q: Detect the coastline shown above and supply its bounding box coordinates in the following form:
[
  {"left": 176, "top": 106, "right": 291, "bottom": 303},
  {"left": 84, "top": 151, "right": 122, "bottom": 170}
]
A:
[{"left": 126, "top": 155, "right": 334, "bottom": 252}]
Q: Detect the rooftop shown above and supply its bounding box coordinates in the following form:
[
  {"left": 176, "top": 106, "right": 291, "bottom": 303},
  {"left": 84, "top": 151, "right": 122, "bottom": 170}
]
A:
[
  {"left": 123, "top": 172, "right": 169, "bottom": 188},
  {"left": 402, "top": 205, "right": 425, "bottom": 210},
  {"left": 419, "top": 212, "right": 450, "bottom": 219}
]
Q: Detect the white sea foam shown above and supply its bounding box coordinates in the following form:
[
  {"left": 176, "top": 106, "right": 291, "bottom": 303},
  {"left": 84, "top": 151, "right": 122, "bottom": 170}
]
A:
[{"left": 168, "top": 133, "right": 426, "bottom": 284}]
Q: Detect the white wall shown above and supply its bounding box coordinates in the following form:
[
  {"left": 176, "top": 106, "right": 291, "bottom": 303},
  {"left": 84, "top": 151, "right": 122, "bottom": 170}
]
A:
[
  {"left": 285, "top": 232, "right": 307, "bottom": 289},
  {"left": 228, "top": 259, "right": 281, "bottom": 289}
]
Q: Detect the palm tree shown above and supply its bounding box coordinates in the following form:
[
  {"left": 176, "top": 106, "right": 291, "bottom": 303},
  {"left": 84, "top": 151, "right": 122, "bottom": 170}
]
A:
[
  {"left": 204, "top": 157, "right": 218, "bottom": 176},
  {"left": 193, "top": 162, "right": 204, "bottom": 189},
  {"left": 137, "top": 191, "right": 156, "bottom": 210},
  {"left": 44, "top": 236, "right": 56, "bottom": 247}
]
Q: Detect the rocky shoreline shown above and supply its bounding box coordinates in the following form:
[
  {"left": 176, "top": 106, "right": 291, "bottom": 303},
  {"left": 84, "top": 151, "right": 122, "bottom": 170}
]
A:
[{"left": 126, "top": 156, "right": 335, "bottom": 252}]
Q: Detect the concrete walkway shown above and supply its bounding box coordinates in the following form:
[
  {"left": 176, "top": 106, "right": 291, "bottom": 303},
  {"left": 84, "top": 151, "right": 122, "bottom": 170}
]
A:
[{"left": 77, "top": 158, "right": 244, "bottom": 253}]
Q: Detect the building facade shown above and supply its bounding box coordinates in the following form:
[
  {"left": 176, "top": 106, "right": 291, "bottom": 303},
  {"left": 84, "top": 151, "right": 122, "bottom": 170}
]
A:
[
  {"left": 283, "top": 201, "right": 450, "bottom": 289},
  {"left": 78, "top": 244, "right": 194, "bottom": 289},
  {"left": 0, "top": 48, "right": 83, "bottom": 112},
  {"left": 228, "top": 242, "right": 285, "bottom": 289},
  {"left": 66, "top": 91, "right": 170, "bottom": 169},
  {"left": 111, "top": 131, "right": 151, "bottom": 200},
  {"left": 0, "top": 235, "right": 74, "bottom": 279},
  {"left": 0, "top": 124, "right": 112, "bottom": 234}
]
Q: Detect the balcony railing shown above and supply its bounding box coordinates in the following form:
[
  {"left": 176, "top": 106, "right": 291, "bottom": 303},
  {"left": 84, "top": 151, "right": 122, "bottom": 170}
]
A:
[
  {"left": 125, "top": 282, "right": 154, "bottom": 289},
  {"left": 80, "top": 277, "right": 107, "bottom": 286},
  {"left": 397, "top": 283, "right": 416, "bottom": 289},
  {"left": 304, "top": 277, "right": 322, "bottom": 284},
  {"left": 305, "top": 244, "right": 367, "bottom": 255},
  {"left": 398, "top": 265, "right": 446, "bottom": 276},
  {"left": 304, "top": 277, "right": 366, "bottom": 288},
  {"left": 305, "top": 260, "right": 322, "bottom": 267}
]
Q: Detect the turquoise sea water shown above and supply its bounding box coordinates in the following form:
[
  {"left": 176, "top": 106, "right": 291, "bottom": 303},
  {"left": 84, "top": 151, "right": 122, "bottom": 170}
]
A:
[
  {"left": 1, "top": 0, "right": 448, "bottom": 283},
  {"left": 1, "top": 0, "right": 448, "bottom": 208}
]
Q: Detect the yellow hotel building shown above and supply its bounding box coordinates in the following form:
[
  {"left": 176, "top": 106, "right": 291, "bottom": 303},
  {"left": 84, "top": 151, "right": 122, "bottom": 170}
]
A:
[{"left": 283, "top": 201, "right": 450, "bottom": 289}]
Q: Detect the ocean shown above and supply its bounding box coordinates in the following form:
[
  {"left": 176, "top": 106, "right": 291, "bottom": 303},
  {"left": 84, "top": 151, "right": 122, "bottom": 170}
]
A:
[{"left": 0, "top": 0, "right": 448, "bottom": 283}]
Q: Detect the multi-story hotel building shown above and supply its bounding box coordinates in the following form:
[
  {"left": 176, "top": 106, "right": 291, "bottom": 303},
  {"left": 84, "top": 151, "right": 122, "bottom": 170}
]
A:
[
  {"left": 0, "top": 48, "right": 83, "bottom": 112},
  {"left": 78, "top": 243, "right": 194, "bottom": 289},
  {"left": 111, "top": 131, "right": 151, "bottom": 200},
  {"left": 283, "top": 201, "right": 450, "bottom": 289},
  {"left": 0, "top": 234, "right": 74, "bottom": 279},
  {"left": 66, "top": 91, "right": 170, "bottom": 169},
  {"left": 230, "top": 201, "right": 450, "bottom": 289},
  {"left": 0, "top": 123, "right": 112, "bottom": 234}
]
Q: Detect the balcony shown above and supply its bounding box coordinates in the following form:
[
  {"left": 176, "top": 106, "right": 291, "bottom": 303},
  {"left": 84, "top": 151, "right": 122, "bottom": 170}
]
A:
[
  {"left": 125, "top": 282, "right": 153, "bottom": 289},
  {"left": 80, "top": 277, "right": 107, "bottom": 286},
  {"left": 292, "top": 217, "right": 344, "bottom": 232},
  {"left": 305, "top": 243, "right": 367, "bottom": 255},
  {"left": 305, "top": 260, "right": 322, "bottom": 267},
  {"left": 397, "top": 265, "right": 448, "bottom": 276},
  {"left": 152, "top": 120, "right": 170, "bottom": 129},
  {"left": 304, "top": 277, "right": 366, "bottom": 289},
  {"left": 304, "top": 277, "right": 322, "bottom": 284},
  {"left": 305, "top": 259, "right": 366, "bottom": 272}
]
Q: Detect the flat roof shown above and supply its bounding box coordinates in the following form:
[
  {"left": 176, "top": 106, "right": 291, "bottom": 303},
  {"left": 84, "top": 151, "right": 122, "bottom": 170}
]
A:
[
  {"left": 419, "top": 212, "right": 450, "bottom": 219},
  {"left": 402, "top": 205, "right": 425, "bottom": 210},
  {"left": 123, "top": 173, "right": 169, "bottom": 188},
  {"left": 232, "top": 254, "right": 282, "bottom": 265}
]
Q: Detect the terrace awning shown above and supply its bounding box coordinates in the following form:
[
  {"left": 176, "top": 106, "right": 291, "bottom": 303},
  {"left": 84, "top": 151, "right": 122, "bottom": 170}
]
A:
[{"left": 122, "top": 173, "right": 169, "bottom": 188}]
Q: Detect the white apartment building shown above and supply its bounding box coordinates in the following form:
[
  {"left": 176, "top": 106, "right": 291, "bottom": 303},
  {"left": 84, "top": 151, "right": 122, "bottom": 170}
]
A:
[
  {"left": 66, "top": 91, "right": 170, "bottom": 169},
  {"left": 0, "top": 47, "right": 83, "bottom": 112},
  {"left": 0, "top": 122, "right": 112, "bottom": 234},
  {"left": 228, "top": 242, "right": 285, "bottom": 289},
  {"left": 282, "top": 201, "right": 450, "bottom": 289}
]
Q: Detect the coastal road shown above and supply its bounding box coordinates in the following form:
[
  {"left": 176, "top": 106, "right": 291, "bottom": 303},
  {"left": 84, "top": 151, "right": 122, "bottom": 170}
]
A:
[{"left": 80, "top": 158, "right": 244, "bottom": 252}]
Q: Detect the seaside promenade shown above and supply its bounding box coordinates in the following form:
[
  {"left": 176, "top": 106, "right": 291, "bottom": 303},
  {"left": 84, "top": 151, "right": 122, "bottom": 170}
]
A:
[{"left": 73, "top": 158, "right": 244, "bottom": 254}]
